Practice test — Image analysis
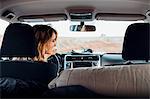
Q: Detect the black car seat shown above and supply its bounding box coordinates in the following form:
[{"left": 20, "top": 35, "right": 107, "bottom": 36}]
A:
[
  {"left": 0, "top": 23, "right": 58, "bottom": 84},
  {"left": 122, "top": 23, "right": 150, "bottom": 62}
]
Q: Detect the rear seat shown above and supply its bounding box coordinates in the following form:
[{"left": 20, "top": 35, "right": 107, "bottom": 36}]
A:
[
  {"left": 48, "top": 23, "right": 150, "bottom": 98},
  {"left": 49, "top": 64, "right": 150, "bottom": 97}
]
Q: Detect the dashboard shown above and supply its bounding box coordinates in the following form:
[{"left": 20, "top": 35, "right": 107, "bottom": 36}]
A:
[{"left": 64, "top": 53, "right": 125, "bottom": 69}]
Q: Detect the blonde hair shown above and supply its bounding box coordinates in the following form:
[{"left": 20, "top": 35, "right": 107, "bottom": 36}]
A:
[{"left": 33, "top": 25, "right": 57, "bottom": 61}]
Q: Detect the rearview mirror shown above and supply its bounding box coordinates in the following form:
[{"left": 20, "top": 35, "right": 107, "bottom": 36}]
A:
[{"left": 70, "top": 25, "right": 96, "bottom": 32}]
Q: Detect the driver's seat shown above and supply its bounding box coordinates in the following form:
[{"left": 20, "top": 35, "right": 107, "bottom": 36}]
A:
[{"left": 0, "top": 23, "right": 58, "bottom": 84}]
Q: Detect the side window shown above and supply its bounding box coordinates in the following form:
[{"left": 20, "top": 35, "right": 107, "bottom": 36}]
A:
[{"left": 0, "top": 19, "right": 9, "bottom": 47}]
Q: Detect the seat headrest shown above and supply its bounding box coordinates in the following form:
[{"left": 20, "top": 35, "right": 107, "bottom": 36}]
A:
[
  {"left": 122, "top": 23, "right": 150, "bottom": 61},
  {"left": 1, "top": 23, "right": 36, "bottom": 57}
]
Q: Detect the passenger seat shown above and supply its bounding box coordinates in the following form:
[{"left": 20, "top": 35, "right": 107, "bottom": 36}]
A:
[{"left": 122, "top": 23, "right": 150, "bottom": 62}]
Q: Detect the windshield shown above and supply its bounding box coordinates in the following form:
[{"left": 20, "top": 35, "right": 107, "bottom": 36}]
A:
[
  {"left": 0, "top": 19, "right": 9, "bottom": 47},
  {"left": 26, "top": 20, "right": 143, "bottom": 54},
  {"left": 0, "top": 19, "right": 143, "bottom": 54}
]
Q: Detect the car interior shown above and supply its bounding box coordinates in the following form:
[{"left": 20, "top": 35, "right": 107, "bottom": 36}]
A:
[{"left": 0, "top": 0, "right": 150, "bottom": 98}]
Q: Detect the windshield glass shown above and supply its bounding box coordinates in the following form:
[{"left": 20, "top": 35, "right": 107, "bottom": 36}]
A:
[
  {"left": 0, "top": 19, "right": 9, "bottom": 47},
  {"left": 26, "top": 20, "right": 143, "bottom": 54},
  {"left": 0, "top": 19, "right": 143, "bottom": 54}
]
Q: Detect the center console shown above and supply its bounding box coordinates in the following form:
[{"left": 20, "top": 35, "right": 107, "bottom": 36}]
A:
[{"left": 64, "top": 54, "right": 100, "bottom": 69}]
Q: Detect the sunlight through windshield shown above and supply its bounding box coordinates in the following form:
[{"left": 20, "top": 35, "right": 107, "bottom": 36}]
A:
[{"left": 0, "top": 19, "right": 143, "bottom": 54}]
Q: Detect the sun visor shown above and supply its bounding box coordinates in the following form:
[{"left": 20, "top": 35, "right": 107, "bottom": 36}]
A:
[
  {"left": 96, "top": 13, "right": 146, "bottom": 21},
  {"left": 18, "top": 14, "right": 67, "bottom": 22}
]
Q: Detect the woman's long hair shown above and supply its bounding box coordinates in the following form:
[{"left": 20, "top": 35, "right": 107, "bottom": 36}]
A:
[{"left": 33, "top": 25, "right": 57, "bottom": 61}]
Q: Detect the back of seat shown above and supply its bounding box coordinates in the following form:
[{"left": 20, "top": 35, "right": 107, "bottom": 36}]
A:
[
  {"left": 49, "top": 65, "right": 150, "bottom": 98},
  {"left": 1, "top": 61, "right": 57, "bottom": 84},
  {"left": 0, "top": 23, "right": 57, "bottom": 84}
]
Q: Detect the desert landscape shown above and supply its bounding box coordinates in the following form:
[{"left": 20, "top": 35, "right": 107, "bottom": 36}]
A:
[
  {"left": 0, "top": 35, "right": 123, "bottom": 54},
  {"left": 57, "top": 37, "right": 123, "bottom": 53}
]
